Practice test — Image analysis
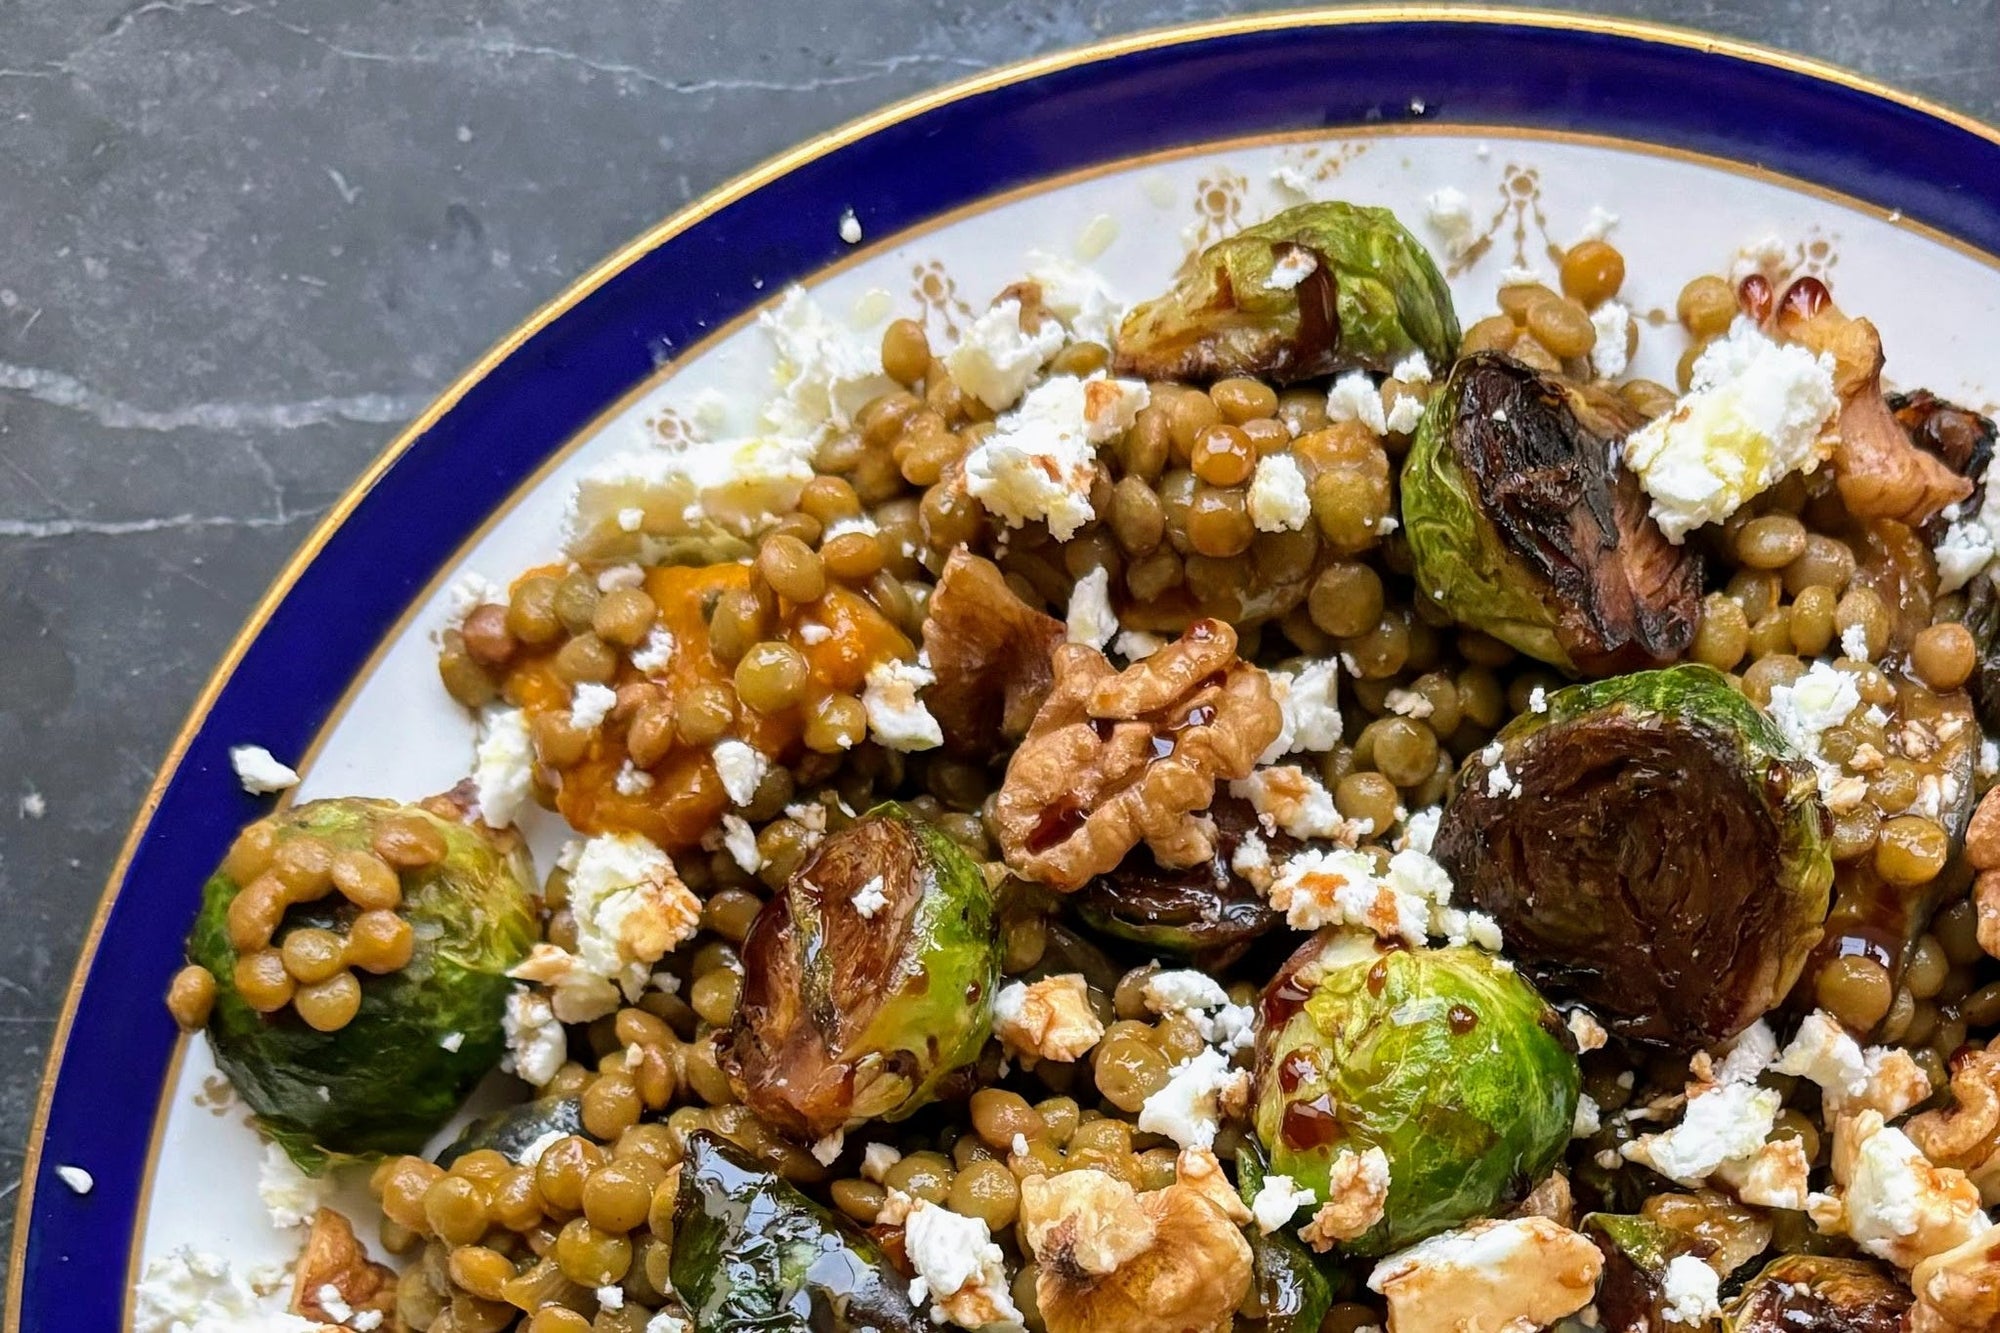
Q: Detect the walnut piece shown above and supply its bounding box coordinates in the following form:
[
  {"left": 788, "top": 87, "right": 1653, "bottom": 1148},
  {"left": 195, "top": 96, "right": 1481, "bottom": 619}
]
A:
[
  {"left": 1298, "top": 1146, "right": 1391, "bottom": 1252},
  {"left": 290, "top": 1208, "right": 395, "bottom": 1326},
  {"left": 1912, "top": 1224, "right": 2000, "bottom": 1333},
  {"left": 1512, "top": 1170, "right": 1575, "bottom": 1228},
  {"left": 1023, "top": 1171, "right": 1252, "bottom": 1333},
  {"left": 1909, "top": 1051, "right": 2000, "bottom": 1206},
  {"left": 920, "top": 549, "right": 1066, "bottom": 757},
  {"left": 993, "top": 973, "right": 1105, "bottom": 1063},
  {"left": 994, "top": 620, "right": 1281, "bottom": 890},
  {"left": 1813, "top": 1111, "right": 1989, "bottom": 1270},
  {"left": 1174, "top": 1146, "right": 1252, "bottom": 1225},
  {"left": 1366, "top": 1216, "right": 1603, "bottom": 1333}
]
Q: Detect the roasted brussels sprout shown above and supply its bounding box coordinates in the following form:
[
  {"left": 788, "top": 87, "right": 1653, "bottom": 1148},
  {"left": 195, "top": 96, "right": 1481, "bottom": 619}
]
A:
[
  {"left": 1403, "top": 352, "right": 1703, "bottom": 674},
  {"left": 1235, "top": 1140, "right": 1348, "bottom": 1332},
  {"left": 433, "top": 1096, "right": 585, "bottom": 1169},
  {"left": 1254, "top": 931, "right": 1580, "bottom": 1255},
  {"left": 186, "top": 798, "right": 539, "bottom": 1169},
  {"left": 670, "top": 1131, "right": 924, "bottom": 1331},
  {"left": 1583, "top": 1213, "right": 1714, "bottom": 1333},
  {"left": 729, "top": 806, "right": 1000, "bottom": 1141},
  {"left": 1723, "top": 1255, "right": 1912, "bottom": 1332},
  {"left": 1113, "top": 201, "right": 1458, "bottom": 384},
  {"left": 1434, "top": 665, "right": 1832, "bottom": 1048},
  {"left": 1071, "top": 796, "right": 1283, "bottom": 966}
]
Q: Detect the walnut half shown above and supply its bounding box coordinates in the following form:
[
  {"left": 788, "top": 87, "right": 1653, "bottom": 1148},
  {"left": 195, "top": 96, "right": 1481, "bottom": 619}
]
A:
[
  {"left": 993, "top": 620, "right": 1281, "bottom": 890},
  {"left": 290, "top": 1208, "right": 395, "bottom": 1326}
]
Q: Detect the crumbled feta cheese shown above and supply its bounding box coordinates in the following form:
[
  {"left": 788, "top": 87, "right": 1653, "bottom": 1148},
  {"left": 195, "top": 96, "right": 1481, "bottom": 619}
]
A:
[
  {"left": 1267, "top": 847, "right": 1424, "bottom": 942},
  {"left": 1391, "top": 351, "right": 1433, "bottom": 385},
  {"left": 472, "top": 707, "right": 535, "bottom": 828},
  {"left": 811, "top": 1130, "right": 845, "bottom": 1167},
  {"left": 256, "top": 1142, "right": 321, "bottom": 1228},
  {"left": 963, "top": 375, "right": 1141, "bottom": 538},
  {"left": 1765, "top": 662, "right": 1862, "bottom": 801},
  {"left": 566, "top": 433, "right": 819, "bottom": 556},
  {"left": 229, "top": 744, "right": 299, "bottom": 796},
  {"left": 1251, "top": 1174, "right": 1318, "bottom": 1234},
  {"left": 317, "top": 1286, "right": 353, "bottom": 1323},
  {"left": 1499, "top": 264, "right": 1544, "bottom": 287},
  {"left": 613, "top": 761, "right": 653, "bottom": 796},
  {"left": 1025, "top": 251, "right": 1122, "bottom": 347},
  {"left": 1143, "top": 970, "right": 1231, "bottom": 1015},
  {"left": 1326, "top": 371, "right": 1387, "bottom": 434},
  {"left": 1589, "top": 301, "right": 1632, "bottom": 380},
  {"left": 711, "top": 739, "right": 769, "bottom": 806},
  {"left": 568, "top": 682, "right": 617, "bottom": 733},
  {"left": 944, "top": 298, "right": 1065, "bottom": 411},
  {"left": 135, "top": 1248, "right": 318, "bottom": 1333},
  {"left": 1397, "top": 807, "right": 1442, "bottom": 856},
  {"left": 1773, "top": 1010, "right": 1868, "bottom": 1100},
  {"left": 1832, "top": 1116, "right": 1991, "bottom": 1268},
  {"left": 1231, "top": 764, "right": 1361, "bottom": 842},
  {"left": 1231, "top": 830, "right": 1274, "bottom": 890},
  {"left": 1384, "top": 391, "right": 1425, "bottom": 436},
  {"left": 1529, "top": 685, "right": 1548, "bottom": 713},
  {"left": 1574, "top": 1095, "right": 1602, "bottom": 1139},
  {"left": 862, "top": 1142, "right": 903, "bottom": 1182},
  {"left": 720, "top": 814, "right": 762, "bottom": 875},
  {"left": 1271, "top": 163, "right": 1316, "bottom": 201},
  {"left": 1012, "top": 1133, "right": 1029, "bottom": 1158},
  {"left": 596, "top": 564, "right": 644, "bottom": 591},
  {"left": 1715, "top": 1019, "right": 1778, "bottom": 1086},
  {"left": 569, "top": 831, "right": 699, "bottom": 1001},
  {"left": 1622, "top": 1081, "right": 1782, "bottom": 1184},
  {"left": 644, "top": 1314, "right": 688, "bottom": 1333},
  {"left": 863, "top": 657, "right": 943, "bottom": 751},
  {"left": 851, "top": 874, "right": 888, "bottom": 920},
  {"left": 56, "top": 1164, "right": 94, "bottom": 1196},
  {"left": 1065, "top": 566, "right": 1119, "bottom": 650},
  {"left": 1934, "top": 481, "right": 2000, "bottom": 593},
  {"left": 628, "top": 626, "right": 674, "bottom": 674},
  {"left": 838, "top": 210, "right": 862, "bottom": 244},
  {"left": 1567, "top": 1009, "right": 1608, "bottom": 1054},
  {"left": 1623, "top": 319, "right": 1838, "bottom": 542},
  {"left": 1424, "top": 187, "right": 1477, "bottom": 258},
  {"left": 1249, "top": 453, "right": 1312, "bottom": 532},
  {"left": 759, "top": 285, "right": 898, "bottom": 437},
  {"left": 1137, "top": 1046, "right": 1243, "bottom": 1149},
  {"left": 1299, "top": 1147, "right": 1392, "bottom": 1250},
  {"left": 902, "top": 1199, "right": 1024, "bottom": 1330},
  {"left": 1842, "top": 620, "right": 1875, "bottom": 662},
  {"left": 1258, "top": 658, "right": 1342, "bottom": 761},
  {"left": 993, "top": 974, "right": 1104, "bottom": 1063},
  {"left": 1575, "top": 205, "right": 1620, "bottom": 243},
  {"left": 1485, "top": 760, "right": 1521, "bottom": 799},
  {"left": 1266, "top": 249, "right": 1318, "bottom": 290},
  {"left": 1367, "top": 1217, "right": 1603, "bottom": 1333},
  {"left": 1661, "top": 1254, "right": 1720, "bottom": 1325},
  {"left": 442, "top": 571, "right": 503, "bottom": 630}
]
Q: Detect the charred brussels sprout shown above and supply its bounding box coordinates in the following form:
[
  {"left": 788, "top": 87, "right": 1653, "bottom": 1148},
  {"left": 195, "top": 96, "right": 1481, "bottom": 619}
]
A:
[
  {"left": 1434, "top": 665, "right": 1831, "bottom": 1049},
  {"left": 1403, "top": 352, "right": 1702, "bottom": 674},
  {"left": 1235, "top": 1140, "right": 1347, "bottom": 1332},
  {"left": 434, "top": 1097, "right": 585, "bottom": 1169},
  {"left": 730, "top": 806, "right": 1000, "bottom": 1142},
  {"left": 671, "top": 1131, "right": 923, "bottom": 1332},
  {"left": 1724, "top": 1255, "right": 1912, "bottom": 1332},
  {"left": 1253, "top": 932, "right": 1579, "bottom": 1255},
  {"left": 1112, "top": 201, "right": 1458, "bottom": 384},
  {"left": 186, "top": 798, "right": 538, "bottom": 1170},
  {"left": 1584, "top": 1213, "right": 1713, "bottom": 1332},
  {"left": 1072, "top": 797, "right": 1283, "bottom": 967}
]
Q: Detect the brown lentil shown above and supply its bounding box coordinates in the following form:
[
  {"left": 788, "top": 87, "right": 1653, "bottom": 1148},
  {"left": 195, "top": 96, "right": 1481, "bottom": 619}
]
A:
[
  {"left": 1560, "top": 240, "right": 1626, "bottom": 308},
  {"left": 166, "top": 964, "right": 217, "bottom": 1030},
  {"left": 1677, "top": 275, "right": 1738, "bottom": 338}
]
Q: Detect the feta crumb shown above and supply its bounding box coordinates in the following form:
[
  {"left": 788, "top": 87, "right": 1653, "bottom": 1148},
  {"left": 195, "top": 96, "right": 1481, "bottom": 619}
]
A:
[
  {"left": 1267, "top": 847, "right": 1424, "bottom": 942},
  {"left": 1113, "top": 629, "right": 1164, "bottom": 661},
  {"left": 229, "top": 744, "right": 299, "bottom": 796},
  {"left": 470, "top": 707, "right": 536, "bottom": 828},
  {"left": 1575, "top": 205, "right": 1620, "bottom": 242},
  {"left": 711, "top": 739, "right": 768, "bottom": 806},
  {"left": 1773, "top": 1009, "right": 1868, "bottom": 1100},
  {"left": 1012, "top": 1133, "right": 1029, "bottom": 1158},
  {"left": 1397, "top": 807, "right": 1442, "bottom": 856},
  {"left": 851, "top": 874, "right": 888, "bottom": 920},
  {"left": 502, "top": 988, "right": 566, "bottom": 1089},
  {"left": 1025, "top": 250, "right": 1123, "bottom": 347},
  {"left": 1765, "top": 662, "right": 1862, "bottom": 801},
  {"left": 1231, "top": 830, "right": 1274, "bottom": 890},
  {"left": 1574, "top": 1095, "right": 1602, "bottom": 1139},
  {"left": 862, "top": 1142, "right": 902, "bottom": 1182},
  {"left": 1251, "top": 1174, "right": 1318, "bottom": 1234},
  {"left": 442, "top": 571, "right": 503, "bottom": 630},
  {"left": 902, "top": 1198, "right": 1024, "bottom": 1330},
  {"left": 811, "top": 1130, "right": 845, "bottom": 1166},
  {"left": 1933, "top": 481, "right": 2000, "bottom": 593},
  {"left": 318, "top": 1286, "right": 353, "bottom": 1323},
  {"left": 1137, "top": 1046, "right": 1242, "bottom": 1149},
  {"left": 963, "top": 375, "right": 1141, "bottom": 539},
  {"left": 1499, "top": 264, "right": 1544, "bottom": 287},
  {"left": 1842, "top": 621, "right": 1873, "bottom": 662},
  {"left": 1299, "top": 1147, "right": 1392, "bottom": 1249},
  {"left": 136, "top": 1249, "right": 320, "bottom": 1333},
  {"left": 1567, "top": 1009, "right": 1608, "bottom": 1054},
  {"left": 1249, "top": 453, "right": 1312, "bottom": 532},
  {"left": 596, "top": 564, "right": 644, "bottom": 591},
  {"left": 1622, "top": 1081, "right": 1782, "bottom": 1184},
  {"left": 1065, "top": 565, "right": 1119, "bottom": 650},
  {"left": 1623, "top": 318, "right": 1839, "bottom": 542},
  {"left": 1424, "top": 187, "right": 1477, "bottom": 258},
  {"left": 1391, "top": 351, "right": 1433, "bottom": 385},
  {"left": 568, "top": 682, "right": 617, "bottom": 733},
  {"left": 1258, "top": 658, "right": 1342, "bottom": 762},
  {"left": 1661, "top": 1254, "right": 1721, "bottom": 1325},
  {"left": 863, "top": 657, "right": 943, "bottom": 751},
  {"left": 1485, "top": 760, "right": 1522, "bottom": 799},
  {"left": 1589, "top": 301, "right": 1632, "bottom": 380},
  {"left": 438, "top": 1030, "right": 464, "bottom": 1053},
  {"left": 645, "top": 1314, "right": 688, "bottom": 1333},
  {"left": 56, "top": 1164, "right": 93, "bottom": 1196},
  {"left": 613, "top": 761, "right": 653, "bottom": 796},
  {"left": 1326, "top": 371, "right": 1387, "bottom": 434},
  {"left": 1142, "top": 970, "right": 1231, "bottom": 1015},
  {"left": 838, "top": 209, "right": 862, "bottom": 244},
  {"left": 944, "top": 298, "right": 1064, "bottom": 411},
  {"left": 1384, "top": 390, "right": 1425, "bottom": 436},
  {"left": 759, "top": 285, "right": 898, "bottom": 438},
  {"left": 720, "top": 814, "right": 763, "bottom": 875},
  {"left": 1266, "top": 248, "right": 1318, "bottom": 290},
  {"left": 629, "top": 626, "right": 675, "bottom": 674},
  {"left": 1232, "top": 764, "right": 1362, "bottom": 842}
]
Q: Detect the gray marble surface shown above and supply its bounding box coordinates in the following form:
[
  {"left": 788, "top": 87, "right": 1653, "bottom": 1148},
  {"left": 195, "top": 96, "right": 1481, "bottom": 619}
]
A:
[{"left": 2, "top": 0, "right": 1996, "bottom": 1289}]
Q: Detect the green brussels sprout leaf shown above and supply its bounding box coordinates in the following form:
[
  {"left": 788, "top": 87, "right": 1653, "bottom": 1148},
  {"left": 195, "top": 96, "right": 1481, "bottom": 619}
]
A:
[
  {"left": 730, "top": 806, "right": 1000, "bottom": 1141},
  {"left": 1434, "top": 665, "right": 1832, "bottom": 1049},
  {"left": 1402, "top": 352, "right": 1702, "bottom": 674},
  {"left": 1113, "top": 202, "right": 1458, "bottom": 384},
  {"left": 187, "top": 798, "right": 539, "bottom": 1172},
  {"left": 671, "top": 1131, "right": 924, "bottom": 1331},
  {"left": 1724, "top": 1255, "right": 1912, "bottom": 1332},
  {"left": 435, "top": 1097, "right": 585, "bottom": 1169},
  {"left": 1254, "top": 932, "right": 1580, "bottom": 1255}
]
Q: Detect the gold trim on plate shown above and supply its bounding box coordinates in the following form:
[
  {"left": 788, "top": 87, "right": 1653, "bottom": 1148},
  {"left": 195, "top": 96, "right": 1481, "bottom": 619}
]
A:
[{"left": 15, "top": 6, "right": 2000, "bottom": 1326}]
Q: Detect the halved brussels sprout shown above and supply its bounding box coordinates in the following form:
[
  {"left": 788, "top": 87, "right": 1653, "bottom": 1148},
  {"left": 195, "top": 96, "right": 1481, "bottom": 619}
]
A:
[
  {"left": 1583, "top": 1213, "right": 1713, "bottom": 1332},
  {"left": 729, "top": 806, "right": 1000, "bottom": 1141},
  {"left": 1724, "top": 1255, "right": 1911, "bottom": 1332},
  {"left": 186, "top": 798, "right": 540, "bottom": 1169},
  {"left": 1254, "top": 932, "right": 1580, "bottom": 1255},
  {"left": 671, "top": 1130, "right": 923, "bottom": 1331},
  {"left": 1402, "top": 352, "right": 1703, "bottom": 674},
  {"left": 1235, "top": 1140, "right": 1349, "bottom": 1333},
  {"left": 1071, "top": 796, "right": 1282, "bottom": 966},
  {"left": 434, "top": 1097, "right": 585, "bottom": 1169},
  {"left": 1112, "top": 202, "right": 1458, "bottom": 384},
  {"left": 1434, "top": 665, "right": 1832, "bottom": 1048}
]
